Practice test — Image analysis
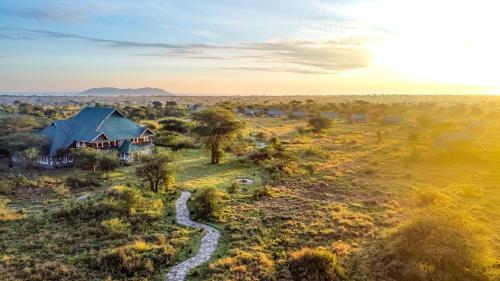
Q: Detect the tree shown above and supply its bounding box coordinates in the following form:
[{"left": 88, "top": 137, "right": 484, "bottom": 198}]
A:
[
  {"left": 0, "top": 132, "right": 48, "bottom": 168},
  {"left": 70, "top": 147, "right": 99, "bottom": 173},
  {"left": 135, "top": 153, "right": 175, "bottom": 193},
  {"left": 159, "top": 117, "right": 192, "bottom": 134},
  {"left": 22, "top": 147, "right": 40, "bottom": 169},
  {"left": 98, "top": 153, "right": 120, "bottom": 178},
  {"left": 308, "top": 116, "right": 332, "bottom": 133},
  {"left": 193, "top": 108, "right": 244, "bottom": 164}
]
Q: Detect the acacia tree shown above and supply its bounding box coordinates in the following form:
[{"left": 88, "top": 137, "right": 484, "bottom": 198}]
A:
[
  {"left": 135, "top": 153, "right": 175, "bottom": 193},
  {"left": 70, "top": 147, "right": 99, "bottom": 173},
  {"left": 193, "top": 108, "right": 244, "bottom": 164},
  {"left": 98, "top": 153, "right": 120, "bottom": 178}
]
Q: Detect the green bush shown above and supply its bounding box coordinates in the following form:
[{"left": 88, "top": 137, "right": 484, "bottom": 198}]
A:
[
  {"left": 382, "top": 207, "right": 489, "bottom": 281},
  {"left": 104, "top": 185, "right": 164, "bottom": 222},
  {"left": 65, "top": 175, "right": 102, "bottom": 189},
  {"left": 101, "top": 217, "right": 132, "bottom": 237},
  {"left": 288, "top": 247, "right": 344, "bottom": 281},
  {"left": 0, "top": 179, "right": 12, "bottom": 195},
  {"left": 55, "top": 185, "right": 164, "bottom": 223},
  {"left": 191, "top": 187, "right": 225, "bottom": 221}
]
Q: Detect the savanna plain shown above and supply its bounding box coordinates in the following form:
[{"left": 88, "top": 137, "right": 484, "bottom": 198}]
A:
[{"left": 0, "top": 95, "right": 499, "bottom": 281}]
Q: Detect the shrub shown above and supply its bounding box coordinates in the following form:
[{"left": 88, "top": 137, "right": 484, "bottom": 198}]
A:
[
  {"left": 55, "top": 185, "right": 164, "bottom": 223},
  {"left": 0, "top": 197, "right": 18, "bottom": 222},
  {"left": 296, "top": 126, "right": 306, "bottom": 136},
  {"left": 246, "top": 148, "right": 273, "bottom": 164},
  {"left": 209, "top": 250, "right": 275, "bottom": 279},
  {"left": 410, "top": 188, "right": 451, "bottom": 207},
  {"left": 104, "top": 185, "right": 164, "bottom": 222},
  {"left": 252, "top": 185, "right": 273, "bottom": 200},
  {"left": 100, "top": 239, "right": 176, "bottom": 277},
  {"left": 227, "top": 182, "right": 240, "bottom": 194},
  {"left": 65, "top": 175, "right": 102, "bottom": 189},
  {"left": 288, "top": 247, "right": 344, "bottom": 281},
  {"left": 101, "top": 217, "right": 132, "bottom": 237},
  {"left": 308, "top": 116, "right": 333, "bottom": 133},
  {"left": 381, "top": 207, "right": 489, "bottom": 281},
  {"left": 0, "top": 179, "right": 12, "bottom": 195},
  {"left": 191, "top": 187, "right": 225, "bottom": 221}
]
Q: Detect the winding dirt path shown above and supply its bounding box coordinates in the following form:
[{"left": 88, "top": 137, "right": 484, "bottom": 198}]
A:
[{"left": 165, "top": 191, "right": 221, "bottom": 281}]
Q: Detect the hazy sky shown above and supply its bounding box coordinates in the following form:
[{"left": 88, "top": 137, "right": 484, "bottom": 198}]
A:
[{"left": 1, "top": 0, "right": 499, "bottom": 95}]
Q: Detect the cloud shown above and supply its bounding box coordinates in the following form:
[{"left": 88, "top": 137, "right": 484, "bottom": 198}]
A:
[
  {"left": 0, "top": 7, "right": 88, "bottom": 23},
  {"left": 220, "top": 67, "right": 333, "bottom": 75},
  {"left": 0, "top": 28, "right": 371, "bottom": 74}
]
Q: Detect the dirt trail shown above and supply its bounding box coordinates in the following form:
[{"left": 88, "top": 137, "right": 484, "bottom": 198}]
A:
[{"left": 165, "top": 191, "right": 220, "bottom": 281}]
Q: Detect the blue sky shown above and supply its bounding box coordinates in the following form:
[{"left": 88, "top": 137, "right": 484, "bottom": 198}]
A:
[{"left": 1, "top": 0, "right": 499, "bottom": 94}]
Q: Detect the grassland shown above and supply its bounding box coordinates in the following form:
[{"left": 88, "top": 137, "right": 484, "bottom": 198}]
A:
[{"left": 1, "top": 97, "right": 500, "bottom": 280}]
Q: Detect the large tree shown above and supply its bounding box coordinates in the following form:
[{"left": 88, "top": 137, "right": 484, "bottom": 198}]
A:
[
  {"left": 0, "top": 132, "right": 48, "bottom": 168},
  {"left": 70, "top": 147, "right": 100, "bottom": 173},
  {"left": 135, "top": 153, "right": 175, "bottom": 193},
  {"left": 193, "top": 108, "right": 244, "bottom": 164},
  {"left": 98, "top": 152, "right": 120, "bottom": 178}
]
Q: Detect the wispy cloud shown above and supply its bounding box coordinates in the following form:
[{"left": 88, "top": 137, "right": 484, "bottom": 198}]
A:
[
  {"left": 1, "top": 7, "right": 88, "bottom": 23},
  {"left": 0, "top": 27, "right": 371, "bottom": 74}
]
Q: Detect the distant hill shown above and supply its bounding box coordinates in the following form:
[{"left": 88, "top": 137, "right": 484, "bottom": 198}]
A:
[{"left": 79, "top": 87, "right": 172, "bottom": 96}]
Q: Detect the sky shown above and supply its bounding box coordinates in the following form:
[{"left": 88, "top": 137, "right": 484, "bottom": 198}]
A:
[{"left": 0, "top": 0, "right": 499, "bottom": 95}]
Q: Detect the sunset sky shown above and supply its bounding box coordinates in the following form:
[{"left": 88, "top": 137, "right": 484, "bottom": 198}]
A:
[{"left": 1, "top": 0, "right": 499, "bottom": 95}]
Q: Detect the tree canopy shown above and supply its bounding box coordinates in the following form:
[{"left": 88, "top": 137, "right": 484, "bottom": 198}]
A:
[{"left": 193, "top": 108, "right": 244, "bottom": 164}]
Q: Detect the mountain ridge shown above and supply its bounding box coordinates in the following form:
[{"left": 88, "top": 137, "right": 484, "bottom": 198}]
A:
[{"left": 79, "top": 87, "right": 172, "bottom": 96}]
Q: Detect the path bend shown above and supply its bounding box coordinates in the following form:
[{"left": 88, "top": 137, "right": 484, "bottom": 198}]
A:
[{"left": 165, "top": 191, "right": 220, "bottom": 281}]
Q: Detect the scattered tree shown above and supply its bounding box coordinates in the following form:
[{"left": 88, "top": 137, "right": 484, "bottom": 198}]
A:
[
  {"left": 135, "top": 153, "right": 175, "bottom": 193},
  {"left": 193, "top": 108, "right": 244, "bottom": 164},
  {"left": 71, "top": 147, "right": 100, "bottom": 173},
  {"left": 98, "top": 153, "right": 120, "bottom": 178}
]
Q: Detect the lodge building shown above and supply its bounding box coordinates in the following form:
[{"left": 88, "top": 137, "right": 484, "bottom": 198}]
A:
[{"left": 38, "top": 107, "right": 154, "bottom": 169}]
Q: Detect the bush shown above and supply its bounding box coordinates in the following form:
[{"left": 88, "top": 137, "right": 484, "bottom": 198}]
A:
[
  {"left": 227, "top": 182, "right": 240, "bottom": 194},
  {"left": 0, "top": 179, "right": 12, "bottom": 195},
  {"left": 100, "top": 239, "right": 176, "bottom": 277},
  {"left": 410, "top": 188, "right": 451, "bottom": 207},
  {"left": 308, "top": 116, "right": 333, "bottom": 133},
  {"left": 191, "top": 187, "right": 225, "bottom": 221},
  {"left": 252, "top": 185, "right": 273, "bottom": 200},
  {"left": 65, "top": 175, "right": 102, "bottom": 189},
  {"left": 209, "top": 250, "right": 275, "bottom": 279},
  {"left": 288, "top": 247, "right": 344, "bottom": 281},
  {"left": 381, "top": 207, "right": 489, "bottom": 281},
  {"left": 0, "top": 197, "right": 18, "bottom": 222},
  {"left": 246, "top": 148, "right": 273, "bottom": 164},
  {"left": 55, "top": 185, "right": 164, "bottom": 223},
  {"left": 101, "top": 217, "right": 132, "bottom": 237},
  {"left": 104, "top": 185, "right": 164, "bottom": 222}
]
